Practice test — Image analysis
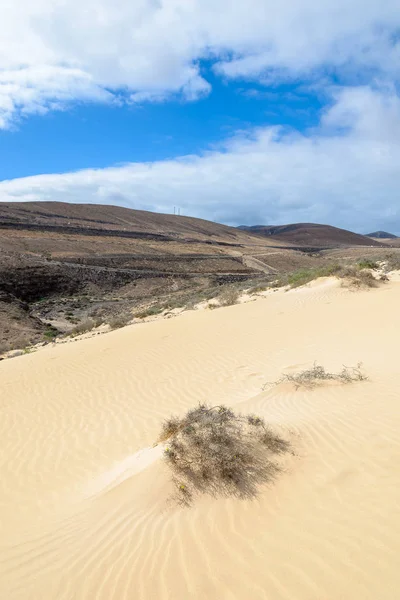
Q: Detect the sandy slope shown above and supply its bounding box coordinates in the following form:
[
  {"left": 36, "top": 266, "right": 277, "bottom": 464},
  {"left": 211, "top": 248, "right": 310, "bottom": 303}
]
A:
[{"left": 1, "top": 278, "right": 400, "bottom": 599}]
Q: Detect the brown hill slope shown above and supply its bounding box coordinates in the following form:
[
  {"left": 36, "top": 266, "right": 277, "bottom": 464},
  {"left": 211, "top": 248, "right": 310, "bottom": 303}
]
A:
[
  {"left": 0, "top": 201, "right": 289, "bottom": 246},
  {"left": 239, "top": 223, "right": 385, "bottom": 248},
  {"left": 0, "top": 202, "right": 293, "bottom": 352},
  {"left": 0, "top": 203, "right": 392, "bottom": 355}
]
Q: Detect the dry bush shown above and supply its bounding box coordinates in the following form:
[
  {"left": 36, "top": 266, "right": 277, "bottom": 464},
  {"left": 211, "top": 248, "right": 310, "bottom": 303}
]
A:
[
  {"left": 248, "top": 283, "right": 270, "bottom": 294},
  {"left": 342, "top": 268, "right": 379, "bottom": 288},
  {"left": 134, "top": 306, "right": 163, "bottom": 319},
  {"left": 159, "top": 416, "right": 182, "bottom": 441},
  {"left": 275, "top": 362, "right": 367, "bottom": 390},
  {"left": 160, "top": 404, "right": 290, "bottom": 506},
  {"left": 384, "top": 253, "right": 400, "bottom": 272},
  {"left": 218, "top": 287, "right": 240, "bottom": 306},
  {"left": 108, "top": 313, "right": 131, "bottom": 329},
  {"left": 357, "top": 270, "right": 379, "bottom": 288},
  {"left": 71, "top": 319, "right": 96, "bottom": 336}
]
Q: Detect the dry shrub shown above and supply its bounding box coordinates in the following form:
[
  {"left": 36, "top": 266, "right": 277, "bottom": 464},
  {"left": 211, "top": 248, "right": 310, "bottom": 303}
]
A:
[
  {"left": 159, "top": 416, "right": 181, "bottom": 441},
  {"left": 218, "top": 287, "right": 240, "bottom": 306},
  {"left": 384, "top": 253, "right": 400, "bottom": 272},
  {"left": 71, "top": 319, "right": 96, "bottom": 336},
  {"left": 160, "top": 404, "right": 290, "bottom": 506},
  {"left": 275, "top": 362, "right": 367, "bottom": 390},
  {"left": 108, "top": 313, "right": 131, "bottom": 329},
  {"left": 134, "top": 306, "right": 162, "bottom": 319},
  {"left": 342, "top": 268, "right": 379, "bottom": 288},
  {"left": 248, "top": 284, "right": 270, "bottom": 294}
]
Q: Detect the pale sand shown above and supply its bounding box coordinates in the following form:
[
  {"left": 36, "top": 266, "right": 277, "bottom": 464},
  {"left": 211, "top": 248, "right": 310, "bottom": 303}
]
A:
[{"left": 1, "top": 277, "right": 400, "bottom": 599}]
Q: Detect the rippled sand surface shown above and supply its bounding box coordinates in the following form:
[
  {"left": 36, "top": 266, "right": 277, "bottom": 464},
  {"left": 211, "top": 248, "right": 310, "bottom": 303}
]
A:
[{"left": 1, "top": 278, "right": 400, "bottom": 599}]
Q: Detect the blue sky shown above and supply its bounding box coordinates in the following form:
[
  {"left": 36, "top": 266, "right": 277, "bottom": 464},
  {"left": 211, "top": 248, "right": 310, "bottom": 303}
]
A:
[
  {"left": 0, "top": 75, "right": 321, "bottom": 180},
  {"left": 1, "top": 1, "right": 400, "bottom": 232}
]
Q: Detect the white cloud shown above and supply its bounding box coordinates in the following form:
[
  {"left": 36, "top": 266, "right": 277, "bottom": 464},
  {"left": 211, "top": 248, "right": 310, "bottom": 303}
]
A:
[
  {"left": 2, "top": 86, "right": 400, "bottom": 233},
  {"left": 1, "top": 0, "right": 400, "bottom": 126},
  {"left": 2, "top": 1, "right": 400, "bottom": 232}
]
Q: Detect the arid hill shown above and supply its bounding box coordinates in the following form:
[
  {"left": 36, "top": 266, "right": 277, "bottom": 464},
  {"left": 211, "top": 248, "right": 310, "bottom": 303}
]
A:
[
  {"left": 0, "top": 201, "right": 289, "bottom": 246},
  {"left": 0, "top": 202, "right": 396, "bottom": 354},
  {"left": 0, "top": 202, "right": 291, "bottom": 351},
  {"left": 238, "top": 223, "right": 385, "bottom": 248}
]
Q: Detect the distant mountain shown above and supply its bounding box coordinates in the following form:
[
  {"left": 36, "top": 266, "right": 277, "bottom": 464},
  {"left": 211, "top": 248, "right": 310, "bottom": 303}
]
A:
[
  {"left": 238, "top": 223, "right": 385, "bottom": 248},
  {"left": 366, "top": 231, "right": 398, "bottom": 239}
]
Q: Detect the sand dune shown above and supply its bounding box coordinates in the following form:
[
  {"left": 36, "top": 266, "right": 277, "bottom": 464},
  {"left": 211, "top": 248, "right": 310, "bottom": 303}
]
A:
[{"left": 1, "top": 277, "right": 400, "bottom": 599}]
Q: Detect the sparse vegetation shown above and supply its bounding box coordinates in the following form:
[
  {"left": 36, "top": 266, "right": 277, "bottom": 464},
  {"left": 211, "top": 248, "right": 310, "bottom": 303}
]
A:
[
  {"left": 357, "top": 259, "right": 378, "bottom": 270},
  {"left": 159, "top": 403, "right": 290, "bottom": 506},
  {"left": 218, "top": 287, "right": 240, "bottom": 306},
  {"left": 273, "top": 262, "right": 384, "bottom": 290},
  {"left": 108, "top": 313, "right": 132, "bottom": 329},
  {"left": 43, "top": 326, "right": 58, "bottom": 340},
  {"left": 248, "top": 283, "right": 270, "bottom": 294},
  {"left": 285, "top": 264, "right": 342, "bottom": 287},
  {"left": 134, "top": 306, "right": 163, "bottom": 319},
  {"left": 383, "top": 253, "right": 400, "bottom": 272},
  {"left": 340, "top": 267, "right": 379, "bottom": 288},
  {"left": 70, "top": 319, "right": 97, "bottom": 336},
  {"left": 274, "top": 362, "right": 367, "bottom": 389}
]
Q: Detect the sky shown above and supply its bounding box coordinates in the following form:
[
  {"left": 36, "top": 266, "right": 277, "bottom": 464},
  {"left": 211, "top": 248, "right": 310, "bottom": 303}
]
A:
[{"left": 1, "top": 1, "right": 400, "bottom": 233}]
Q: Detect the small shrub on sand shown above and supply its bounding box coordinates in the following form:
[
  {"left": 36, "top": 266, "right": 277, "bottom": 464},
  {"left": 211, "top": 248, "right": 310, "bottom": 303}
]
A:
[
  {"left": 247, "top": 282, "right": 271, "bottom": 294},
  {"left": 160, "top": 403, "right": 289, "bottom": 506},
  {"left": 341, "top": 267, "right": 378, "bottom": 288},
  {"left": 356, "top": 270, "right": 379, "bottom": 288},
  {"left": 108, "top": 313, "right": 131, "bottom": 329},
  {"left": 218, "top": 287, "right": 240, "bottom": 306},
  {"left": 134, "top": 306, "right": 163, "bottom": 319},
  {"left": 275, "top": 362, "right": 367, "bottom": 390},
  {"left": 71, "top": 319, "right": 96, "bottom": 336}
]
